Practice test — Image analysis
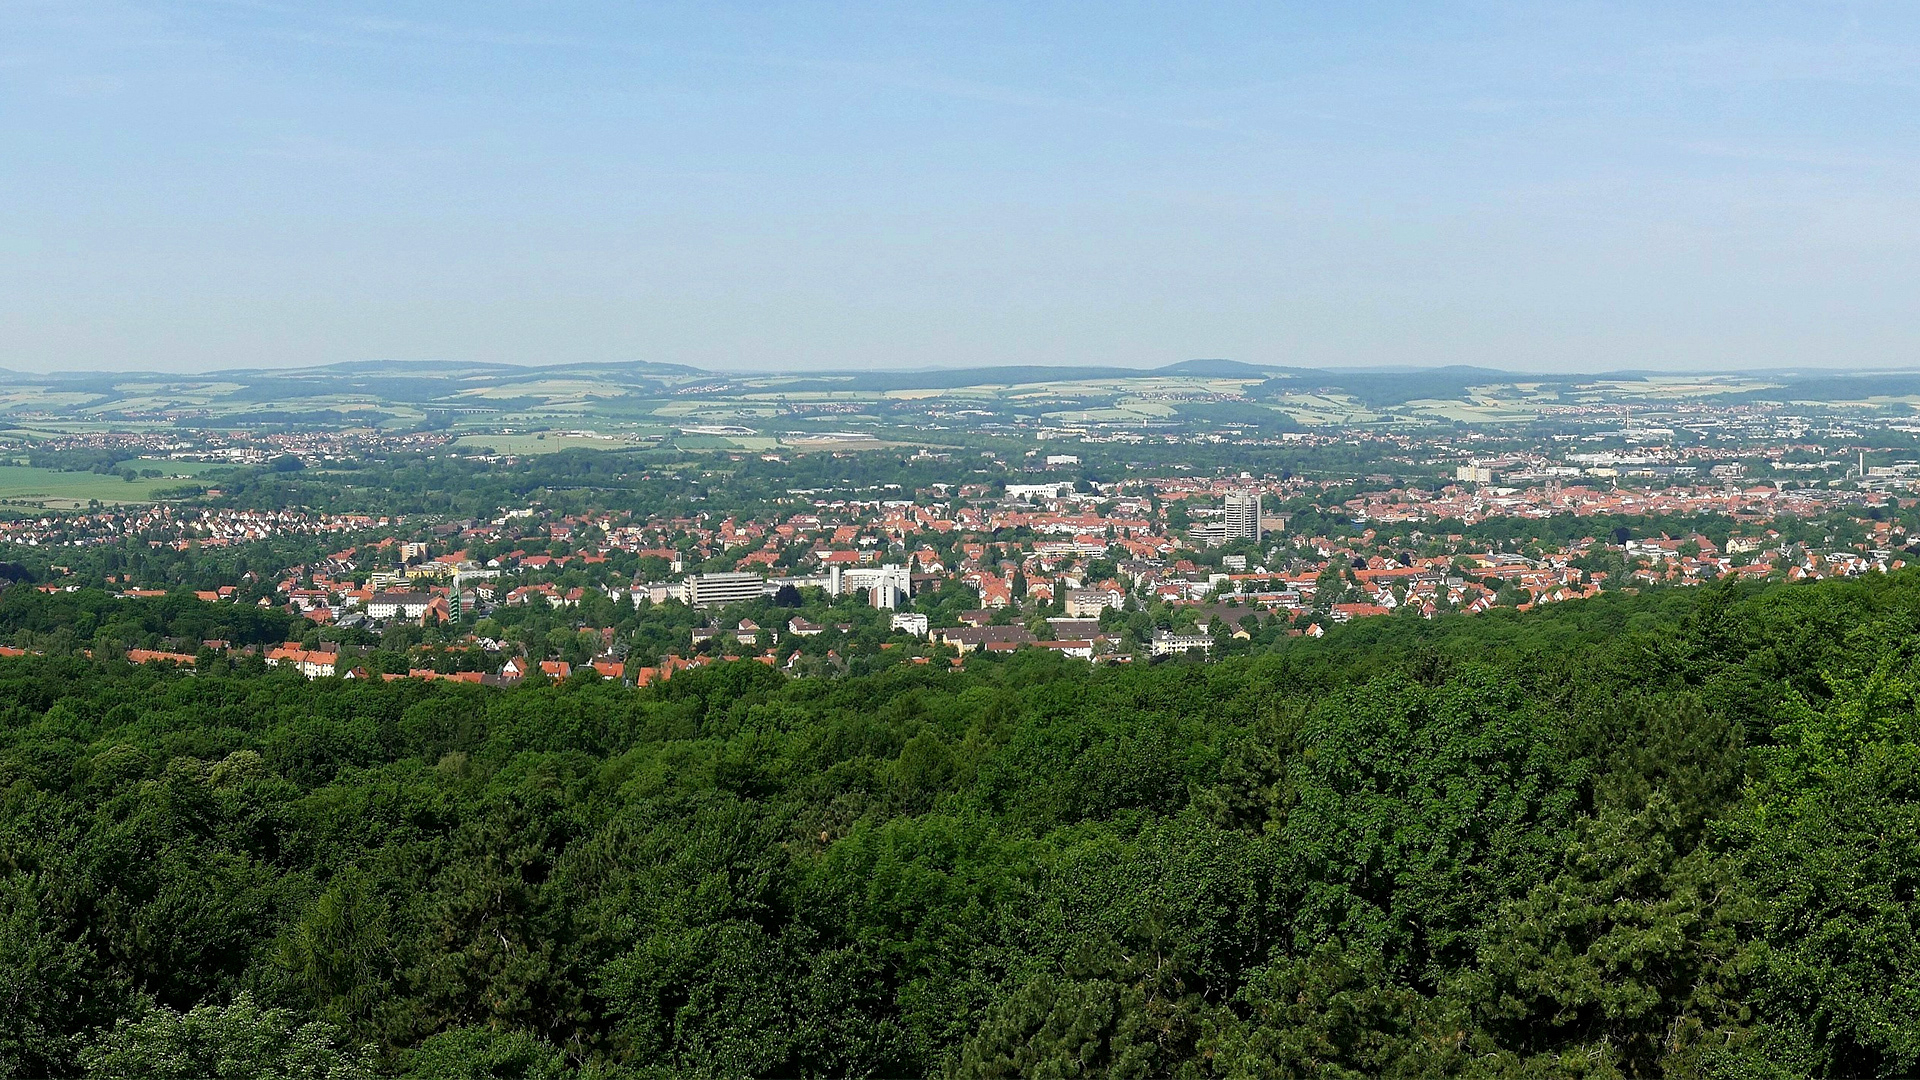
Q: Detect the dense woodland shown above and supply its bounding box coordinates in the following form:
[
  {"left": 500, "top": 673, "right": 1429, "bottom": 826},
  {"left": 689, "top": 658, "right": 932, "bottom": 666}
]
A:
[{"left": 3, "top": 573, "right": 1920, "bottom": 1076}]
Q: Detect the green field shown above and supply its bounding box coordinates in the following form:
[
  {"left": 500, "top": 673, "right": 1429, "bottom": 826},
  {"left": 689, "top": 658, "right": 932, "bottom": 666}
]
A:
[
  {"left": 451, "top": 432, "right": 665, "bottom": 455},
  {"left": 0, "top": 462, "right": 226, "bottom": 508}
]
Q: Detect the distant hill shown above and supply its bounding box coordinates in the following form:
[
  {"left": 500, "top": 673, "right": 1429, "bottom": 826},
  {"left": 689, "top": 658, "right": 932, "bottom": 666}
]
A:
[
  {"left": 1723, "top": 372, "right": 1920, "bottom": 403},
  {"left": 1154, "top": 359, "right": 1278, "bottom": 378},
  {"left": 6, "top": 358, "right": 1920, "bottom": 429}
]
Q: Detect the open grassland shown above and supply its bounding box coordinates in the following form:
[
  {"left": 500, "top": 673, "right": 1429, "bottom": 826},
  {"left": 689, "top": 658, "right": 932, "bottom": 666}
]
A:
[
  {"left": 1569, "top": 376, "right": 1774, "bottom": 400},
  {"left": 451, "top": 431, "right": 665, "bottom": 455},
  {"left": 0, "top": 461, "right": 227, "bottom": 508},
  {"left": 1402, "top": 397, "right": 1545, "bottom": 424},
  {"left": 1267, "top": 392, "right": 1382, "bottom": 425}
]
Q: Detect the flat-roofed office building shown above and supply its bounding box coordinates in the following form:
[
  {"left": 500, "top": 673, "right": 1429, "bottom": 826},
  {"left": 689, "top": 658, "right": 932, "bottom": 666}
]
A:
[{"left": 680, "top": 573, "right": 768, "bottom": 607}]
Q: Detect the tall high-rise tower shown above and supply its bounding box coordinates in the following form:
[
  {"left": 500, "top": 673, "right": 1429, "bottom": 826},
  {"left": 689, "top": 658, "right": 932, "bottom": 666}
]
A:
[{"left": 1224, "top": 491, "right": 1262, "bottom": 542}]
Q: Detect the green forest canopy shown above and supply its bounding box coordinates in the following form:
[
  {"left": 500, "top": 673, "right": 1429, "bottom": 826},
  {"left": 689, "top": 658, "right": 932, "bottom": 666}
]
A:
[{"left": 3, "top": 573, "right": 1920, "bottom": 1076}]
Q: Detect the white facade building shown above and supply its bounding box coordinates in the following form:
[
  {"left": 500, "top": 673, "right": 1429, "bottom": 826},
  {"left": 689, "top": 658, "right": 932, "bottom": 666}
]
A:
[
  {"left": 680, "top": 573, "right": 768, "bottom": 607},
  {"left": 1223, "top": 491, "right": 1262, "bottom": 542},
  {"left": 1151, "top": 630, "right": 1213, "bottom": 657},
  {"left": 840, "top": 565, "right": 913, "bottom": 609},
  {"left": 367, "top": 592, "right": 435, "bottom": 620}
]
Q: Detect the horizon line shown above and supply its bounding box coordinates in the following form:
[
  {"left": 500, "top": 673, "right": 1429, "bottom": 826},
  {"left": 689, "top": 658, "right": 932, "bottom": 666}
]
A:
[{"left": 8, "top": 358, "right": 1920, "bottom": 381}]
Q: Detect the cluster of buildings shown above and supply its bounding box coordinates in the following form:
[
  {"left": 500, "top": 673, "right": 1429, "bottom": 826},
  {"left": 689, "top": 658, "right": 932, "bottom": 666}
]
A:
[
  {"left": 0, "top": 504, "right": 398, "bottom": 549},
  {"left": 11, "top": 403, "right": 1920, "bottom": 683},
  {"left": 28, "top": 463, "right": 1902, "bottom": 683},
  {"left": 4, "top": 428, "right": 453, "bottom": 468},
  {"left": 1341, "top": 479, "right": 1854, "bottom": 526}
]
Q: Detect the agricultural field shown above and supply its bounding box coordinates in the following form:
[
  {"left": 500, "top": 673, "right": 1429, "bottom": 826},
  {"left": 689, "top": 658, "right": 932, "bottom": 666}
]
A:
[
  {"left": 450, "top": 431, "right": 664, "bottom": 455},
  {"left": 1566, "top": 375, "right": 1774, "bottom": 401},
  {"left": 1265, "top": 391, "right": 1383, "bottom": 425},
  {"left": 1399, "top": 396, "right": 1547, "bottom": 424},
  {"left": 7, "top": 360, "right": 1920, "bottom": 438},
  {"left": 0, "top": 460, "right": 226, "bottom": 508}
]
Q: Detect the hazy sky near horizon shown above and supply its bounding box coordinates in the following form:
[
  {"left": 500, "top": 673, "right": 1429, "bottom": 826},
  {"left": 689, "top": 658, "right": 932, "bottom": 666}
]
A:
[{"left": 5, "top": 2, "right": 1920, "bottom": 374}]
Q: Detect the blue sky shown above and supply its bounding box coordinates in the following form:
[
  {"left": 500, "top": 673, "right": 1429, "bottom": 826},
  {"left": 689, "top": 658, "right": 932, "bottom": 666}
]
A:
[{"left": 4, "top": 1, "right": 1919, "bottom": 373}]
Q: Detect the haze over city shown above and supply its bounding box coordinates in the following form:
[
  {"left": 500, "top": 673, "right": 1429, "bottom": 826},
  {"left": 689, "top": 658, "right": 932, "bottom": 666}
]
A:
[{"left": 7, "top": 1, "right": 1920, "bottom": 373}]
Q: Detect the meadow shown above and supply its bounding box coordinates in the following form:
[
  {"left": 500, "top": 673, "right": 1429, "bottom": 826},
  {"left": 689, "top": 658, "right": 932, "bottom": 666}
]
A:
[{"left": 0, "top": 461, "right": 227, "bottom": 508}]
